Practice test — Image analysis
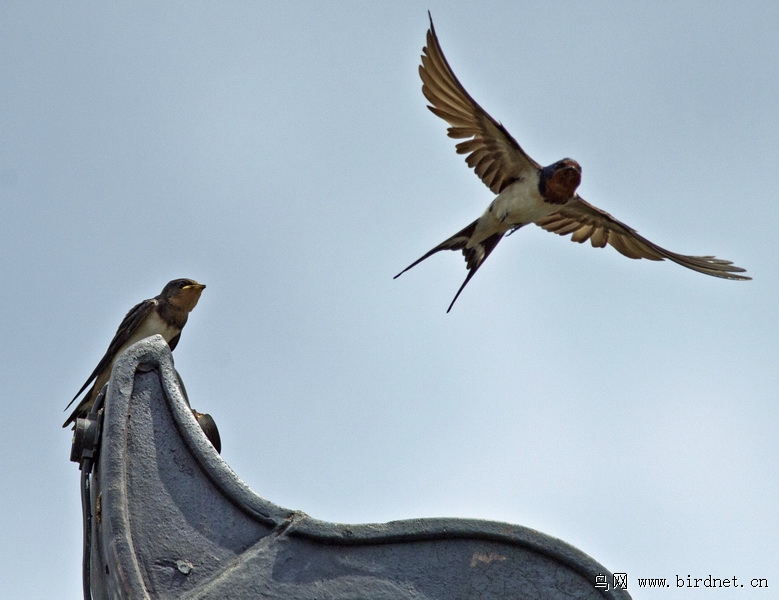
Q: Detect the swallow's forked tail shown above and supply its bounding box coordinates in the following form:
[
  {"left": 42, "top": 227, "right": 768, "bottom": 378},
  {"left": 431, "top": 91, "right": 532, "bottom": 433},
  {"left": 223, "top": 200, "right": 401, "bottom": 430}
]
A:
[
  {"left": 63, "top": 395, "right": 88, "bottom": 428},
  {"left": 394, "top": 219, "right": 508, "bottom": 312}
]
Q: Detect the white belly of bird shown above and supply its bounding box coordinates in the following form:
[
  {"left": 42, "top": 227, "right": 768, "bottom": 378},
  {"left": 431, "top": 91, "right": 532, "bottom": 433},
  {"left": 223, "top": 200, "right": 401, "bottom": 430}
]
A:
[
  {"left": 470, "top": 178, "right": 559, "bottom": 245},
  {"left": 113, "top": 310, "right": 180, "bottom": 364},
  {"left": 90, "top": 310, "right": 180, "bottom": 402}
]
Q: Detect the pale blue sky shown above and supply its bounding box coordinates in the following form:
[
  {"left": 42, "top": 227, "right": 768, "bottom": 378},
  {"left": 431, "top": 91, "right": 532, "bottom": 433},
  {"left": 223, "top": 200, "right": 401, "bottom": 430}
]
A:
[{"left": 1, "top": 2, "right": 777, "bottom": 598}]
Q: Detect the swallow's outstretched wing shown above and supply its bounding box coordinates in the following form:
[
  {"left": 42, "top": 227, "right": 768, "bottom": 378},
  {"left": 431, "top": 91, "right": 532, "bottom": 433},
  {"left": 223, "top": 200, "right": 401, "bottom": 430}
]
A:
[
  {"left": 535, "top": 197, "right": 751, "bottom": 280},
  {"left": 421, "top": 14, "right": 540, "bottom": 194}
]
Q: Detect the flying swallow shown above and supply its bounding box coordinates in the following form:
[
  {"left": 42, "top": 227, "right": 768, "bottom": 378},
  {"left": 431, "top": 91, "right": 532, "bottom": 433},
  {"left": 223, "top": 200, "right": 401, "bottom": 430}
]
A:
[
  {"left": 63, "top": 278, "right": 206, "bottom": 428},
  {"left": 395, "top": 15, "right": 750, "bottom": 312}
]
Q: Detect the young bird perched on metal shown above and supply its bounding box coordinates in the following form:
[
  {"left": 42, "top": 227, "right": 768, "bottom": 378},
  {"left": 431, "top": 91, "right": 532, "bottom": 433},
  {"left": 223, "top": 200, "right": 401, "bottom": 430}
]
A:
[
  {"left": 395, "top": 14, "right": 749, "bottom": 312},
  {"left": 63, "top": 278, "right": 206, "bottom": 427}
]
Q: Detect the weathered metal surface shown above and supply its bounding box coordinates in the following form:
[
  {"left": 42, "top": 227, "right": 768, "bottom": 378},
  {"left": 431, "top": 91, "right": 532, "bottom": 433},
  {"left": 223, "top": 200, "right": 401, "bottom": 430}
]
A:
[{"left": 84, "top": 335, "right": 631, "bottom": 599}]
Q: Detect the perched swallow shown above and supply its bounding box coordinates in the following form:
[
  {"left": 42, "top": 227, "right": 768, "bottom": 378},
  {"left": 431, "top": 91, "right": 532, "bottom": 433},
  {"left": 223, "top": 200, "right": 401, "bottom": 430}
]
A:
[
  {"left": 192, "top": 409, "right": 222, "bottom": 454},
  {"left": 395, "top": 15, "right": 750, "bottom": 312},
  {"left": 63, "top": 278, "right": 206, "bottom": 427}
]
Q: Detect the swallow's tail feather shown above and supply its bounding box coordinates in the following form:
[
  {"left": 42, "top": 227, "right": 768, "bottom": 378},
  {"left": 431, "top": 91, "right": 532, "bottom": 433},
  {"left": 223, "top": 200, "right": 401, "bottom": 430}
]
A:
[
  {"left": 446, "top": 230, "right": 504, "bottom": 312},
  {"left": 62, "top": 394, "right": 91, "bottom": 428},
  {"left": 394, "top": 219, "right": 480, "bottom": 279},
  {"left": 395, "top": 219, "right": 508, "bottom": 311}
]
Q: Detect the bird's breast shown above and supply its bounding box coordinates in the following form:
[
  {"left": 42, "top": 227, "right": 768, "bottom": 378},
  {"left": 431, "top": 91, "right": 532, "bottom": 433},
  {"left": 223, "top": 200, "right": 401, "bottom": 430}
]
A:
[
  {"left": 487, "top": 178, "right": 561, "bottom": 228},
  {"left": 133, "top": 310, "right": 181, "bottom": 344},
  {"left": 102, "top": 311, "right": 180, "bottom": 389}
]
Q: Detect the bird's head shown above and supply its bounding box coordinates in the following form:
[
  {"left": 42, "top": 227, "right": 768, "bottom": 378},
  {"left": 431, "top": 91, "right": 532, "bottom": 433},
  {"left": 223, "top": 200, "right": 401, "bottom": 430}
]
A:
[
  {"left": 539, "top": 159, "right": 582, "bottom": 204},
  {"left": 163, "top": 278, "right": 206, "bottom": 312}
]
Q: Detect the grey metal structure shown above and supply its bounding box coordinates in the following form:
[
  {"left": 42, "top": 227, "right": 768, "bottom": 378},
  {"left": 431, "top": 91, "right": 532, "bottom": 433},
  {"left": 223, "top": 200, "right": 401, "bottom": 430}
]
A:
[{"left": 71, "top": 335, "right": 632, "bottom": 599}]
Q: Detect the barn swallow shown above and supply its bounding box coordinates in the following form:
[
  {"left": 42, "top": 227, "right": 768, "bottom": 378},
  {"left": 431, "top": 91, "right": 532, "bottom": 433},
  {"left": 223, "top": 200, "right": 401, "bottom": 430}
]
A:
[
  {"left": 63, "top": 278, "right": 206, "bottom": 427},
  {"left": 395, "top": 14, "right": 750, "bottom": 312},
  {"left": 192, "top": 409, "right": 221, "bottom": 454}
]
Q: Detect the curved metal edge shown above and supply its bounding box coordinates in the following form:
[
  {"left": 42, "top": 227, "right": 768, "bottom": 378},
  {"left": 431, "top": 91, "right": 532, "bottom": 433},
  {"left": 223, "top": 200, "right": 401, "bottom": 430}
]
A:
[
  {"left": 97, "top": 336, "right": 291, "bottom": 600},
  {"left": 107, "top": 335, "right": 631, "bottom": 600},
  {"left": 97, "top": 341, "right": 153, "bottom": 599},
  {"left": 116, "top": 335, "right": 294, "bottom": 527},
  {"left": 287, "top": 517, "right": 631, "bottom": 599}
]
